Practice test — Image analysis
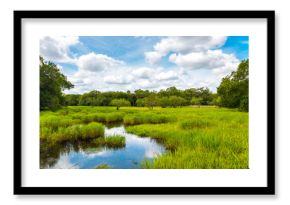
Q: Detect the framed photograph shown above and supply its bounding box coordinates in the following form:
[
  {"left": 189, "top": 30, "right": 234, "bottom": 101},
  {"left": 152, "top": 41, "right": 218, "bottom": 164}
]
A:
[{"left": 14, "top": 10, "right": 275, "bottom": 195}]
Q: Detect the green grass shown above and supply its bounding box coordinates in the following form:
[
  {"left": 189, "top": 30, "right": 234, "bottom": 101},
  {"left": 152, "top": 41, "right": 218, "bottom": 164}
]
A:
[
  {"left": 41, "top": 122, "right": 104, "bottom": 143},
  {"left": 123, "top": 113, "right": 174, "bottom": 125},
  {"left": 125, "top": 107, "right": 248, "bottom": 169},
  {"left": 179, "top": 118, "right": 212, "bottom": 129},
  {"left": 95, "top": 135, "right": 126, "bottom": 148},
  {"left": 40, "top": 106, "right": 248, "bottom": 169},
  {"left": 71, "top": 112, "right": 124, "bottom": 124}
]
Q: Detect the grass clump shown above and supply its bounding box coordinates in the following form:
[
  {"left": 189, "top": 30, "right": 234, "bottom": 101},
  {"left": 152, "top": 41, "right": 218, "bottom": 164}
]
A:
[
  {"left": 71, "top": 112, "right": 124, "bottom": 124},
  {"left": 41, "top": 122, "right": 104, "bottom": 143},
  {"left": 105, "top": 112, "right": 125, "bottom": 123},
  {"left": 95, "top": 135, "right": 126, "bottom": 148},
  {"left": 80, "top": 122, "right": 104, "bottom": 139},
  {"left": 179, "top": 118, "right": 212, "bottom": 129},
  {"left": 40, "top": 115, "right": 80, "bottom": 131},
  {"left": 124, "top": 113, "right": 174, "bottom": 125}
]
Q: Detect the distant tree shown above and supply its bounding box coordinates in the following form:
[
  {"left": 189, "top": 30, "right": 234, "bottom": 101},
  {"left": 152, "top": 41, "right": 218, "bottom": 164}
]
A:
[
  {"left": 191, "top": 97, "right": 203, "bottom": 106},
  {"left": 64, "top": 94, "right": 80, "bottom": 106},
  {"left": 158, "top": 89, "right": 170, "bottom": 97},
  {"left": 217, "top": 59, "right": 249, "bottom": 111},
  {"left": 182, "top": 88, "right": 198, "bottom": 101},
  {"left": 127, "top": 91, "right": 137, "bottom": 106},
  {"left": 40, "top": 56, "right": 73, "bottom": 110},
  {"left": 239, "top": 96, "right": 248, "bottom": 112},
  {"left": 159, "top": 97, "right": 169, "bottom": 108},
  {"left": 110, "top": 99, "right": 131, "bottom": 110},
  {"left": 144, "top": 94, "right": 159, "bottom": 109},
  {"left": 134, "top": 89, "right": 150, "bottom": 99},
  {"left": 195, "top": 87, "right": 213, "bottom": 105},
  {"left": 211, "top": 94, "right": 221, "bottom": 106},
  {"left": 136, "top": 98, "right": 145, "bottom": 107},
  {"left": 79, "top": 91, "right": 98, "bottom": 106},
  {"left": 168, "top": 96, "right": 186, "bottom": 107},
  {"left": 165, "top": 86, "right": 181, "bottom": 96}
]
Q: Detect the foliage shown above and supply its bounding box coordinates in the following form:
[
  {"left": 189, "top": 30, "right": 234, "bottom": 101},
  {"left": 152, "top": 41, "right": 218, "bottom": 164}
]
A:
[
  {"left": 64, "top": 94, "right": 80, "bottom": 106},
  {"left": 64, "top": 86, "right": 217, "bottom": 108},
  {"left": 191, "top": 97, "right": 203, "bottom": 105},
  {"left": 143, "top": 94, "right": 159, "bottom": 109},
  {"left": 159, "top": 97, "right": 169, "bottom": 108},
  {"left": 168, "top": 96, "right": 187, "bottom": 107},
  {"left": 217, "top": 59, "right": 249, "bottom": 111},
  {"left": 110, "top": 98, "right": 131, "bottom": 110},
  {"left": 196, "top": 87, "right": 214, "bottom": 105},
  {"left": 239, "top": 96, "right": 249, "bottom": 112},
  {"left": 40, "top": 56, "right": 73, "bottom": 110},
  {"left": 136, "top": 98, "right": 145, "bottom": 107}
]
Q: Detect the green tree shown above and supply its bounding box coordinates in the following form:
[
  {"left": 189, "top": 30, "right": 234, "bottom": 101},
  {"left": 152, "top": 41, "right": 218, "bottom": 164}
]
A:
[
  {"left": 144, "top": 94, "right": 159, "bottom": 109},
  {"left": 159, "top": 97, "right": 169, "bottom": 108},
  {"left": 197, "top": 87, "right": 213, "bottom": 105},
  {"left": 168, "top": 96, "right": 186, "bottom": 107},
  {"left": 134, "top": 89, "right": 150, "bottom": 99},
  {"left": 217, "top": 59, "right": 249, "bottom": 111},
  {"left": 191, "top": 97, "right": 203, "bottom": 106},
  {"left": 165, "top": 86, "right": 181, "bottom": 96},
  {"left": 64, "top": 94, "right": 80, "bottom": 106},
  {"left": 136, "top": 98, "right": 145, "bottom": 107},
  {"left": 40, "top": 57, "right": 73, "bottom": 110},
  {"left": 182, "top": 88, "right": 198, "bottom": 101},
  {"left": 211, "top": 94, "right": 221, "bottom": 106},
  {"left": 110, "top": 99, "right": 131, "bottom": 110}
]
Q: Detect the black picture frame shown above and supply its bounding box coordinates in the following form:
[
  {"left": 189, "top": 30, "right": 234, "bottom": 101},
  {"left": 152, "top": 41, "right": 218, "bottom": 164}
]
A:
[{"left": 14, "top": 10, "right": 275, "bottom": 195}]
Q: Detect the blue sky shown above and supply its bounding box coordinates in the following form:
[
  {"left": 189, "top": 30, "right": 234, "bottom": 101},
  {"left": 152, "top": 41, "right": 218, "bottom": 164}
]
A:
[
  {"left": 40, "top": 36, "right": 248, "bottom": 94},
  {"left": 222, "top": 36, "right": 249, "bottom": 60}
]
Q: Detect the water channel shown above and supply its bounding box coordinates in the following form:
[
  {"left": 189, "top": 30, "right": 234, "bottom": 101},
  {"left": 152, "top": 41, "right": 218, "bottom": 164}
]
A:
[{"left": 40, "top": 124, "right": 166, "bottom": 169}]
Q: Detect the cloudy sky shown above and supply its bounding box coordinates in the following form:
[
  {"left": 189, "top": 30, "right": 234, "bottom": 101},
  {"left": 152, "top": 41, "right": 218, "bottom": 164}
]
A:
[{"left": 40, "top": 36, "right": 248, "bottom": 94}]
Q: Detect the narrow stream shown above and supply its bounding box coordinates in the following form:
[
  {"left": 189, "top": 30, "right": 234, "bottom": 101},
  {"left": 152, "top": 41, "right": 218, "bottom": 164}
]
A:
[{"left": 40, "top": 124, "right": 166, "bottom": 169}]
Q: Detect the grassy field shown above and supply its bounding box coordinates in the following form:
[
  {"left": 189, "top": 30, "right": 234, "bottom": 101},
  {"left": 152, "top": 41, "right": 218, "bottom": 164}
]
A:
[{"left": 40, "top": 106, "right": 248, "bottom": 169}]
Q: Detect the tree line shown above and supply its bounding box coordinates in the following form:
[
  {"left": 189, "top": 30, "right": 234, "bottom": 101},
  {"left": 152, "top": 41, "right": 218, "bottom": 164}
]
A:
[
  {"left": 63, "top": 86, "right": 215, "bottom": 109},
  {"left": 40, "top": 56, "right": 248, "bottom": 112}
]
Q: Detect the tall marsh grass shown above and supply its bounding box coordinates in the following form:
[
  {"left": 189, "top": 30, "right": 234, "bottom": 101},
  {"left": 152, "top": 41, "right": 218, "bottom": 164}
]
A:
[
  {"left": 41, "top": 122, "right": 104, "bottom": 143},
  {"left": 125, "top": 107, "right": 248, "bottom": 169},
  {"left": 124, "top": 113, "right": 174, "bottom": 125},
  {"left": 40, "top": 106, "right": 248, "bottom": 169}
]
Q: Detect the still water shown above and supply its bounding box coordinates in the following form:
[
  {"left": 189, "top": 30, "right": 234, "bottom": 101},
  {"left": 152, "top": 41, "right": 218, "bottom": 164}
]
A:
[{"left": 40, "top": 125, "right": 166, "bottom": 169}]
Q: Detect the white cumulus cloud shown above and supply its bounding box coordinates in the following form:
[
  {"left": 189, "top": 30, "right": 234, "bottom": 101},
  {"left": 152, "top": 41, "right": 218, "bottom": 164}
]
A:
[
  {"left": 155, "top": 36, "right": 226, "bottom": 53},
  {"left": 169, "top": 50, "right": 239, "bottom": 70},
  {"left": 132, "top": 67, "right": 155, "bottom": 79},
  {"left": 104, "top": 75, "right": 133, "bottom": 85},
  {"left": 156, "top": 70, "right": 179, "bottom": 81},
  {"left": 56, "top": 36, "right": 242, "bottom": 94},
  {"left": 77, "top": 52, "right": 125, "bottom": 72},
  {"left": 144, "top": 51, "right": 164, "bottom": 65},
  {"left": 136, "top": 79, "right": 159, "bottom": 89},
  {"left": 40, "top": 36, "right": 79, "bottom": 63},
  {"left": 145, "top": 36, "right": 227, "bottom": 65}
]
